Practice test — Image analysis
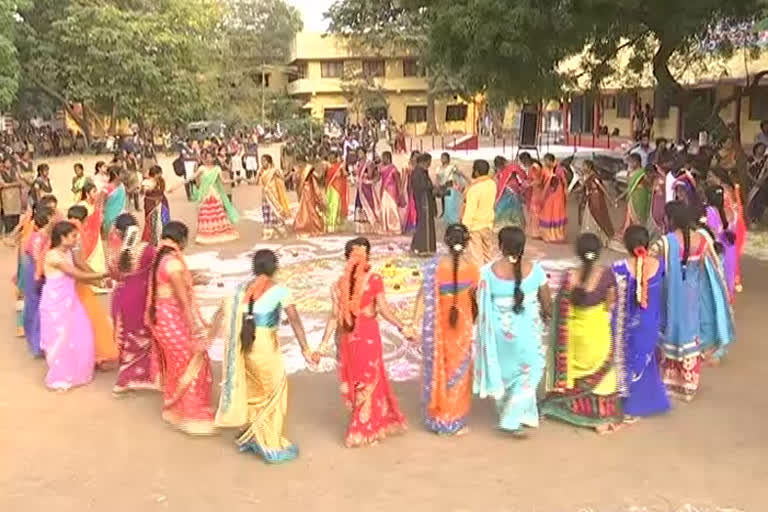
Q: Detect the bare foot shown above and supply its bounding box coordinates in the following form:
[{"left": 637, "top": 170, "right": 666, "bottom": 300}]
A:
[{"left": 455, "top": 427, "right": 470, "bottom": 437}]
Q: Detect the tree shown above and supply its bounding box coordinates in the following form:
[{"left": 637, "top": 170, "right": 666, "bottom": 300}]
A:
[
  {"left": 341, "top": 67, "right": 389, "bottom": 123},
  {"left": 15, "top": 0, "right": 220, "bottom": 142},
  {"left": 325, "top": 0, "right": 464, "bottom": 134},
  {"left": 217, "top": 0, "right": 303, "bottom": 124},
  {"left": 424, "top": 0, "right": 768, "bottom": 140},
  {"left": 0, "top": 0, "right": 26, "bottom": 110}
]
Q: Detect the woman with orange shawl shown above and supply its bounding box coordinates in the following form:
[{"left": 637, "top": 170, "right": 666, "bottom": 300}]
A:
[
  {"left": 709, "top": 168, "right": 747, "bottom": 293},
  {"left": 146, "top": 221, "right": 215, "bottom": 436},
  {"left": 324, "top": 151, "right": 347, "bottom": 233},
  {"left": 539, "top": 153, "right": 568, "bottom": 242},
  {"left": 77, "top": 183, "right": 108, "bottom": 281},
  {"left": 67, "top": 203, "right": 118, "bottom": 369},
  {"left": 414, "top": 224, "right": 478, "bottom": 435},
  {"left": 293, "top": 155, "right": 325, "bottom": 236},
  {"left": 318, "top": 237, "right": 409, "bottom": 447},
  {"left": 524, "top": 154, "right": 544, "bottom": 239}
]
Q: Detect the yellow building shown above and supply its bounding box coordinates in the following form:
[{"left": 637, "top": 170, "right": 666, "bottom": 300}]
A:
[
  {"left": 561, "top": 46, "right": 768, "bottom": 143},
  {"left": 284, "top": 33, "right": 479, "bottom": 135}
]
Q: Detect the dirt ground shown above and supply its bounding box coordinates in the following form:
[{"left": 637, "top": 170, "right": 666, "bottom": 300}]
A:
[{"left": 0, "top": 149, "right": 764, "bottom": 512}]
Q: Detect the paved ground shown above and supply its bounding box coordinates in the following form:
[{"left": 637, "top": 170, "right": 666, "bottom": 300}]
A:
[{"left": 0, "top": 150, "right": 764, "bottom": 512}]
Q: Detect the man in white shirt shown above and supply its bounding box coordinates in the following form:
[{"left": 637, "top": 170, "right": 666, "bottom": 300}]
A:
[
  {"left": 755, "top": 121, "right": 768, "bottom": 146},
  {"left": 630, "top": 134, "right": 652, "bottom": 167}
]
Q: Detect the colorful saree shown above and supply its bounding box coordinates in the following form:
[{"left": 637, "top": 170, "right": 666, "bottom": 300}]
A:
[
  {"left": 334, "top": 273, "right": 407, "bottom": 447},
  {"left": 378, "top": 163, "right": 403, "bottom": 235},
  {"left": 420, "top": 258, "right": 478, "bottom": 434},
  {"left": 706, "top": 206, "right": 737, "bottom": 299},
  {"left": 108, "top": 237, "right": 160, "bottom": 394},
  {"left": 526, "top": 164, "right": 544, "bottom": 239},
  {"left": 215, "top": 283, "right": 298, "bottom": 463},
  {"left": 724, "top": 188, "right": 746, "bottom": 292},
  {"left": 539, "top": 165, "right": 568, "bottom": 242},
  {"left": 146, "top": 248, "right": 215, "bottom": 435},
  {"left": 77, "top": 200, "right": 107, "bottom": 277},
  {"left": 22, "top": 230, "right": 47, "bottom": 357},
  {"left": 623, "top": 168, "right": 650, "bottom": 231},
  {"left": 657, "top": 233, "right": 734, "bottom": 400},
  {"left": 542, "top": 270, "right": 625, "bottom": 427},
  {"left": 646, "top": 168, "right": 667, "bottom": 241},
  {"left": 40, "top": 250, "right": 95, "bottom": 390},
  {"left": 142, "top": 177, "right": 170, "bottom": 246},
  {"left": 15, "top": 216, "right": 35, "bottom": 338},
  {"left": 260, "top": 167, "right": 291, "bottom": 240},
  {"left": 294, "top": 164, "right": 325, "bottom": 236},
  {"left": 475, "top": 262, "right": 548, "bottom": 431},
  {"left": 102, "top": 183, "right": 126, "bottom": 235},
  {"left": 494, "top": 164, "right": 526, "bottom": 228},
  {"left": 193, "top": 166, "right": 240, "bottom": 245},
  {"left": 612, "top": 260, "right": 670, "bottom": 417},
  {"left": 353, "top": 161, "right": 380, "bottom": 234},
  {"left": 580, "top": 174, "right": 614, "bottom": 247},
  {"left": 325, "top": 163, "right": 347, "bottom": 233},
  {"left": 400, "top": 166, "right": 418, "bottom": 233}
]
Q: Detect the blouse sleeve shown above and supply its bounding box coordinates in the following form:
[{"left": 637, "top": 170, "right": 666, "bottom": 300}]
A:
[
  {"left": 369, "top": 273, "right": 384, "bottom": 295},
  {"left": 532, "top": 262, "right": 549, "bottom": 289},
  {"left": 162, "top": 256, "right": 184, "bottom": 278},
  {"left": 280, "top": 287, "right": 296, "bottom": 308}
]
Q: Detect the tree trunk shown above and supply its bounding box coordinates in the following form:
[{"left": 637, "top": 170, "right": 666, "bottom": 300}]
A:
[
  {"left": 426, "top": 91, "right": 437, "bottom": 135},
  {"left": 109, "top": 100, "right": 118, "bottom": 136},
  {"left": 261, "top": 61, "right": 266, "bottom": 124},
  {"left": 32, "top": 78, "right": 92, "bottom": 146}
]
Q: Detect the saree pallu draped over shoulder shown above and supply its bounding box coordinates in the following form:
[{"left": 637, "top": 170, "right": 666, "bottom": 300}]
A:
[{"left": 215, "top": 283, "right": 298, "bottom": 463}]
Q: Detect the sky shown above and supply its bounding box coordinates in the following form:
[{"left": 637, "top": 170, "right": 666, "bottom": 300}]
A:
[{"left": 287, "top": 0, "right": 333, "bottom": 32}]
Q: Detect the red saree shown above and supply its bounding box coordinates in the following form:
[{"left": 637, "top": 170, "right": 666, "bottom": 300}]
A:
[
  {"left": 335, "top": 273, "right": 407, "bottom": 447},
  {"left": 146, "top": 247, "right": 215, "bottom": 435}
]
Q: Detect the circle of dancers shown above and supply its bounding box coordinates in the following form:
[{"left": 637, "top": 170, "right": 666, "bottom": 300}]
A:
[{"left": 8, "top": 143, "right": 742, "bottom": 464}]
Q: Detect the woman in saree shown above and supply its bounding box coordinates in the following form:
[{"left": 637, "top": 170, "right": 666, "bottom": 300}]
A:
[
  {"left": 579, "top": 160, "right": 615, "bottom": 247},
  {"left": 646, "top": 164, "right": 668, "bottom": 241},
  {"left": 378, "top": 151, "right": 404, "bottom": 235},
  {"left": 704, "top": 185, "right": 738, "bottom": 300},
  {"left": 400, "top": 151, "right": 419, "bottom": 234},
  {"left": 542, "top": 233, "right": 624, "bottom": 432},
  {"left": 325, "top": 151, "right": 348, "bottom": 233},
  {"left": 22, "top": 207, "right": 54, "bottom": 357},
  {"left": 439, "top": 154, "right": 469, "bottom": 226},
  {"left": 258, "top": 155, "right": 291, "bottom": 240},
  {"left": 616, "top": 153, "right": 650, "bottom": 233},
  {"left": 107, "top": 213, "right": 160, "bottom": 395},
  {"left": 538, "top": 154, "right": 568, "bottom": 242},
  {"left": 494, "top": 156, "right": 526, "bottom": 229},
  {"left": 146, "top": 221, "right": 215, "bottom": 435},
  {"left": 67, "top": 205, "right": 118, "bottom": 369},
  {"left": 102, "top": 165, "right": 127, "bottom": 238},
  {"left": 353, "top": 156, "right": 380, "bottom": 234},
  {"left": 413, "top": 224, "right": 478, "bottom": 435},
  {"left": 40, "top": 221, "right": 107, "bottom": 391},
  {"left": 142, "top": 165, "right": 171, "bottom": 246},
  {"left": 318, "top": 237, "right": 409, "bottom": 447},
  {"left": 77, "top": 183, "right": 108, "bottom": 279},
  {"left": 475, "top": 226, "right": 552, "bottom": 433},
  {"left": 709, "top": 168, "right": 746, "bottom": 293},
  {"left": 213, "top": 250, "right": 316, "bottom": 463},
  {"left": 653, "top": 201, "right": 734, "bottom": 401},
  {"left": 294, "top": 156, "right": 325, "bottom": 236},
  {"left": 93, "top": 161, "right": 108, "bottom": 192},
  {"left": 612, "top": 225, "right": 670, "bottom": 420},
  {"left": 192, "top": 149, "right": 240, "bottom": 245}
]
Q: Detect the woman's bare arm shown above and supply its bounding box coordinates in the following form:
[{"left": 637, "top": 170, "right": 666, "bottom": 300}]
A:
[
  {"left": 376, "top": 291, "right": 405, "bottom": 331},
  {"left": 538, "top": 284, "right": 553, "bottom": 320}
]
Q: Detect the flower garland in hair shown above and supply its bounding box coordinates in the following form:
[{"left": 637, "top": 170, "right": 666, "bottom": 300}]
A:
[
  {"left": 633, "top": 246, "right": 649, "bottom": 309},
  {"left": 338, "top": 245, "right": 370, "bottom": 330}
]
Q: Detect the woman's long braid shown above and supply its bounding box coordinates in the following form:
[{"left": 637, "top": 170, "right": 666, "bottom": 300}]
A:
[
  {"left": 572, "top": 233, "right": 601, "bottom": 306},
  {"left": 449, "top": 247, "right": 460, "bottom": 327},
  {"left": 512, "top": 255, "right": 524, "bottom": 314},
  {"left": 149, "top": 246, "right": 174, "bottom": 324},
  {"left": 681, "top": 222, "right": 690, "bottom": 281},
  {"left": 346, "top": 262, "right": 359, "bottom": 331}
]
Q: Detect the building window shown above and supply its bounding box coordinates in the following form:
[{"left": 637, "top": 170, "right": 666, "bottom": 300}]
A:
[
  {"left": 255, "top": 73, "right": 271, "bottom": 88},
  {"left": 654, "top": 89, "right": 670, "bottom": 119},
  {"left": 403, "top": 59, "right": 424, "bottom": 77},
  {"left": 616, "top": 93, "right": 632, "bottom": 119},
  {"left": 601, "top": 95, "right": 616, "bottom": 110},
  {"left": 750, "top": 86, "right": 768, "bottom": 120},
  {"left": 289, "top": 62, "right": 307, "bottom": 82},
  {"left": 362, "top": 59, "right": 385, "bottom": 78},
  {"left": 321, "top": 61, "right": 344, "bottom": 78},
  {"left": 445, "top": 104, "right": 468, "bottom": 122},
  {"left": 406, "top": 106, "right": 428, "bottom": 123}
]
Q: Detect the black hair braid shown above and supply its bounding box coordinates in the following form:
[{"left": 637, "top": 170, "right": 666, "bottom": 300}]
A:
[
  {"left": 572, "top": 233, "right": 601, "bottom": 306},
  {"left": 118, "top": 228, "right": 139, "bottom": 273},
  {"left": 345, "top": 263, "right": 359, "bottom": 331},
  {"left": 149, "top": 246, "right": 174, "bottom": 324},
  {"left": 513, "top": 256, "right": 524, "bottom": 314},
  {"left": 240, "top": 293, "right": 256, "bottom": 354},
  {"left": 681, "top": 224, "right": 690, "bottom": 281},
  {"left": 449, "top": 248, "right": 460, "bottom": 327}
]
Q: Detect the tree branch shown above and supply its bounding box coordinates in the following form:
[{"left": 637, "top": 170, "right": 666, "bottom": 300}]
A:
[
  {"left": 712, "top": 68, "right": 768, "bottom": 115},
  {"left": 571, "top": 32, "right": 650, "bottom": 84}
]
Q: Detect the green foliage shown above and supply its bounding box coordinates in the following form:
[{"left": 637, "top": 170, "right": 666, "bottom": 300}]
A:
[
  {"left": 341, "top": 68, "right": 389, "bottom": 123},
  {"left": 282, "top": 115, "right": 324, "bottom": 160},
  {"left": 0, "top": 0, "right": 28, "bottom": 109},
  {"left": 211, "top": 0, "right": 303, "bottom": 124}
]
